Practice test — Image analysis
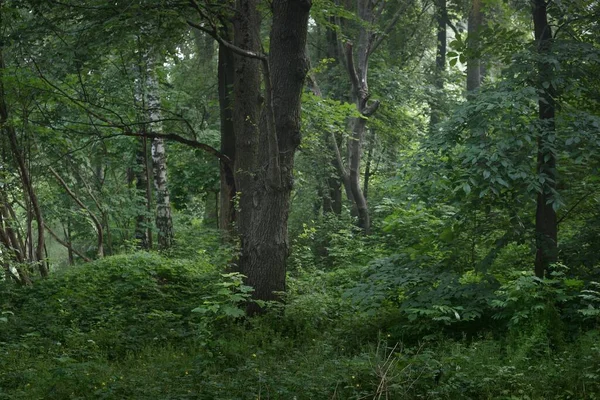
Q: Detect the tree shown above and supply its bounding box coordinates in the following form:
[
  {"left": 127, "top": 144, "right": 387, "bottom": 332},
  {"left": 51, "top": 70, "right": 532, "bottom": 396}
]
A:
[
  {"left": 532, "top": 0, "right": 556, "bottom": 278},
  {"left": 466, "top": 0, "right": 483, "bottom": 92},
  {"left": 189, "top": 0, "right": 312, "bottom": 312},
  {"left": 0, "top": 0, "right": 48, "bottom": 278},
  {"left": 329, "top": 0, "right": 404, "bottom": 234}
]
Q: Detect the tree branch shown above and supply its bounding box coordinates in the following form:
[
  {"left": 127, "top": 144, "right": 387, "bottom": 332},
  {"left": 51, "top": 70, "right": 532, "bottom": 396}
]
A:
[
  {"left": 557, "top": 190, "right": 597, "bottom": 225},
  {"left": 187, "top": 20, "right": 267, "bottom": 61},
  {"left": 48, "top": 166, "right": 104, "bottom": 258},
  {"left": 344, "top": 42, "right": 361, "bottom": 97},
  {"left": 370, "top": 4, "right": 407, "bottom": 56},
  {"left": 44, "top": 224, "right": 91, "bottom": 263},
  {"left": 120, "top": 131, "right": 232, "bottom": 165},
  {"left": 33, "top": 61, "right": 232, "bottom": 166}
]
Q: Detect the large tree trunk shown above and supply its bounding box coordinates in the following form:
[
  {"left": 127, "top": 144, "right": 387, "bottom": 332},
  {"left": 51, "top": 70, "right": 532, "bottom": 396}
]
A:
[
  {"left": 532, "top": 0, "right": 557, "bottom": 278},
  {"left": 218, "top": 42, "right": 237, "bottom": 232},
  {"left": 232, "top": 0, "right": 311, "bottom": 314}
]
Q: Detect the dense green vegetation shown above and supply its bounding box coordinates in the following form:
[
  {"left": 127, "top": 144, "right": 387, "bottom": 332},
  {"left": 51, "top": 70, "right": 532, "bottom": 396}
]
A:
[
  {"left": 1, "top": 0, "right": 600, "bottom": 398},
  {"left": 2, "top": 238, "right": 600, "bottom": 399}
]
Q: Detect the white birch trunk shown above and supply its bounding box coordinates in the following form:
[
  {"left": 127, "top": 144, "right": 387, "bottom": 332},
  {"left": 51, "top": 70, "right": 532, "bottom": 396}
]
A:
[{"left": 144, "top": 56, "right": 174, "bottom": 249}]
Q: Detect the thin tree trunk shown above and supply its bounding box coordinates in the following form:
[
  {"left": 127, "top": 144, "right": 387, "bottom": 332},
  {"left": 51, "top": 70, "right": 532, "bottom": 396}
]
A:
[
  {"left": 430, "top": 0, "right": 447, "bottom": 129},
  {"left": 322, "top": 23, "right": 344, "bottom": 215},
  {"left": 533, "top": 0, "right": 557, "bottom": 278},
  {"left": 466, "top": 0, "right": 483, "bottom": 92},
  {"left": 363, "top": 131, "right": 374, "bottom": 201},
  {"left": 63, "top": 220, "right": 74, "bottom": 265},
  {"left": 145, "top": 57, "right": 174, "bottom": 250},
  {"left": 49, "top": 166, "right": 104, "bottom": 258},
  {"left": 133, "top": 57, "right": 151, "bottom": 250},
  {"left": 134, "top": 137, "right": 150, "bottom": 249},
  {"left": 0, "top": 46, "right": 48, "bottom": 277},
  {"left": 0, "top": 197, "right": 25, "bottom": 263},
  {"left": 45, "top": 224, "right": 91, "bottom": 263}
]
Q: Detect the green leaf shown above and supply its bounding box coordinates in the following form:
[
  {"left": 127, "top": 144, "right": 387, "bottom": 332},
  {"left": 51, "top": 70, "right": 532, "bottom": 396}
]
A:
[{"left": 462, "top": 182, "right": 471, "bottom": 195}]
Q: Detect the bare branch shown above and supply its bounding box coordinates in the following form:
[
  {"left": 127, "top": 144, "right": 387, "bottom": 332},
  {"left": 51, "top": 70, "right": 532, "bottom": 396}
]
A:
[
  {"left": 187, "top": 20, "right": 267, "bottom": 61},
  {"left": 32, "top": 61, "right": 232, "bottom": 166},
  {"left": 44, "top": 224, "right": 91, "bottom": 262},
  {"left": 370, "top": 1, "right": 412, "bottom": 56},
  {"left": 49, "top": 166, "right": 104, "bottom": 258}
]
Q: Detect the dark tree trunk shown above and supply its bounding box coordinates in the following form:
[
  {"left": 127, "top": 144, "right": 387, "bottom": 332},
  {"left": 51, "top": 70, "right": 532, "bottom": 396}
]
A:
[
  {"left": 363, "top": 131, "right": 373, "bottom": 201},
  {"left": 134, "top": 137, "right": 151, "bottom": 249},
  {"left": 324, "top": 174, "right": 343, "bottom": 214},
  {"left": 218, "top": 42, "right": 237, "bottom": 232},
  {"left": 232, "top": 0, "right": 311, "bottom": 314},
  {"left": 322, "top": 22, "right": 343, "bottom": 216},
  {"left": 533, "top": 0, "right": 557, "bottom": 278}
]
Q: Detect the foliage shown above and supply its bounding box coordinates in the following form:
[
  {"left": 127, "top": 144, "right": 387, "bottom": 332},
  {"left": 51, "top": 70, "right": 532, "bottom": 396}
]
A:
[
  {"left": 1, "top": 0, "right": 599, "bottom": 398},
  {"left": 2, "top": 252, "right": 600, "bottom": 399}
]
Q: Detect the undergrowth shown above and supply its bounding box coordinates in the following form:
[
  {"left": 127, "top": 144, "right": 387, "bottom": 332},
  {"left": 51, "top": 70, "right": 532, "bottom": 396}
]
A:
[{"left": 1, "top": 251, "right": 599, "bottom": 399}]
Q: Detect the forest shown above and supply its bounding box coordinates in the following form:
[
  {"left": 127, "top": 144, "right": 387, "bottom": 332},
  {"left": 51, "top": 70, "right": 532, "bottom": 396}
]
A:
[{"left": 1, "top": 0, "right": 600, "bottom": 398}]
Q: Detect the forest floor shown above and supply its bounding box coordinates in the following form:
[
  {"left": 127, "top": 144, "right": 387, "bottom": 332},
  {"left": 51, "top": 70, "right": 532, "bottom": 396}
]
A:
[{"left": 1, "top": 252, "right": 599, "bottom": 399}]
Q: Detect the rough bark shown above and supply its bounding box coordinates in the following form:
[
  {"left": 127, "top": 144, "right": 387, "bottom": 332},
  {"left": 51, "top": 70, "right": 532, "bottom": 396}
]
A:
[
  {"left": 218, "top": 42, "right": 237, "bottom": 232},
  {"left": 533, "top": 0, "right": 557, "bottom": 278},
  {"left": 232, "top": 0, "right": 311, "bottom": 314}
]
